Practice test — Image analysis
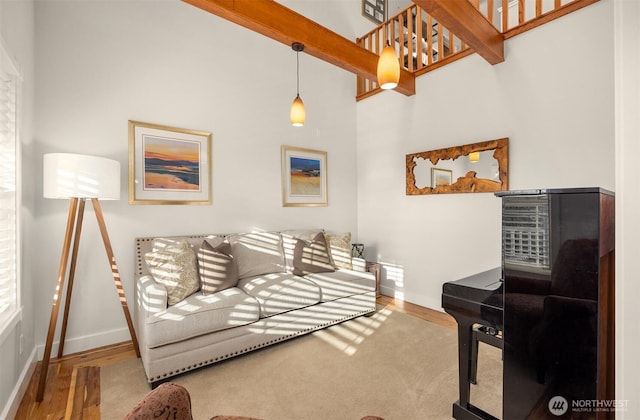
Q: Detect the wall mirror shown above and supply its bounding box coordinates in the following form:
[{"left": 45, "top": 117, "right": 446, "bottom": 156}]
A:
[{"left": 406, "top": 138, "right": 509, "bottom": 195}]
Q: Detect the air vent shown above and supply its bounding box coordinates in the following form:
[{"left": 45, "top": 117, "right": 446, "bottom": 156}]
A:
[{"left": 502, "top": 194, "right": 551, "bottom": 270}]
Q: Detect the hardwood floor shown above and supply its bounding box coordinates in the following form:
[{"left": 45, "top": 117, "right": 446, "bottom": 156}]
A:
[
  {"left": 14, "top": 342, "right": 137, "bottom": 420},
  {"left": 14, "top": 296, "right": 455, "bottom": 419}
]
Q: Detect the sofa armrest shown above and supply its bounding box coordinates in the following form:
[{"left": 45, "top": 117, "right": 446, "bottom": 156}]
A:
[
  {"left": 136, "top": 274, "right": 168, "bottom": 317},
  {"left": 351, "top": 257, "right": 366, "bottom": 272}
]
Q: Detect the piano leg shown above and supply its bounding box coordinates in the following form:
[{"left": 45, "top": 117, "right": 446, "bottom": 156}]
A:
[
  {"left": 456, "top": 318, "right": 474, "bottom": 409},
  {"left": 451, "top": 317, "right": 499, "bottom": 420},
  {"left": 470, "top": 326, "right": 479, "bottom": 385}
]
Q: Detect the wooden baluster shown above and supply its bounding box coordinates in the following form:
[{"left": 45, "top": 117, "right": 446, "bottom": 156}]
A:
[
  {"left": 370, "top": 32, "right": 376, "bottom": 89},
  {"left": 437, "top": 21, "right": 444, "bottom": 63},
  {"left": 502, "top": 0, "right": 509, "bottom": 32},
  {"left": 390, "top": 17, "right": 396, "bottom": 70},
  {"left": 536, "top": 0, "right": 543, "bottom": 17},
  {"left": 416, "top": 7, "right": 423, "bottom": 69},
  {"left": 487, "top": 0, "right": 494, "bottom": 29},
  {"left": 398, "top": 11, "right": 405, "bottom": 70},
  {"left": 356, "top": 37, "right": 365, "bottom": 96},
  {"left": 518, "top": 0, "right": 525, "bottom": 25},
  {"left": 448, "top": 27, "right": 454, "bottom": 58},
  {"left": 555, "top": 0, "right": 562, "bottom": 9},
  {"left": 407, "top": 7, "right": 414, "bottom": 71},
  {"left": 427, "top": 14, "right": 433, "bottom": 65}
]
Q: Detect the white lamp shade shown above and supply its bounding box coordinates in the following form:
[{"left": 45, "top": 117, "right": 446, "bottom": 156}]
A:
[{"left": 43, "top": 153, "right": 121, "bottom": 200}]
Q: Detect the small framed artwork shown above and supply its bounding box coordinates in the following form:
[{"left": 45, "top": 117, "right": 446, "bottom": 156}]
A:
[
  {"left": 281, "top": 145, "right": 327, "bottom": 207},
  {"left": 431, "top": 168, "right": 452, "bottom": 188},
  {"left": 128, "top": 120, "right": 212, "bottom": 205},
  {"left": 362, "top": 0, "right": 386, "bottom": 24}
]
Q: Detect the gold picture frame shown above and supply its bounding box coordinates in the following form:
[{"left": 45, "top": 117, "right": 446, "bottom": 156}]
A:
[
  {"left": 281, "top": 145, "right": 328, "bottom": 207},
  {"left": 431, "top": 168, "right": 453, "bottom": 188},
  {"left": 128, "top": 120, "right": 212, "bottom": 205}
]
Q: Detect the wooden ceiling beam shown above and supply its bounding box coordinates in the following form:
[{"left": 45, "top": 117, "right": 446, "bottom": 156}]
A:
[
  {"left": 182, "top": 0, "right": 416, "bottom": 96},
  {"left": 415, "top": 0, "right": 504, "bottom": 65}
]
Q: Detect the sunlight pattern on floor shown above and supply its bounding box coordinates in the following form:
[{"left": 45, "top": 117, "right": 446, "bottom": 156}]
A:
[{"left": 313, "top": 307, "right": 392, "bottom": 355}]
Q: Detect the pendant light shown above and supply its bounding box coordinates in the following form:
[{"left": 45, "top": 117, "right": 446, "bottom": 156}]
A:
[
  {"left": 469, "top": 152, "right": 480, "bottom": 162},
  {"left": 290, "top": 42, "right": 306, "bottom": 126},
  {"left": 377, "top": 41, "right": 400, "bottom": 90}
]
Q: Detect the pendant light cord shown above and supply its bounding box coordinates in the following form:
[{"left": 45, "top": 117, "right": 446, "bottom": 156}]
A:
[
  {"left": 296, "top": 49, "right": 300, "bottom": 97},
  {"left": 292, "top": 42, "right": 304, "bottom": 98}
]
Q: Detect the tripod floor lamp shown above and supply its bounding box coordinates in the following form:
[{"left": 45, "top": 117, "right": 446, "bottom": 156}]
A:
[{"left": 36, "top": 153, "right": 140, "bottom": 402}]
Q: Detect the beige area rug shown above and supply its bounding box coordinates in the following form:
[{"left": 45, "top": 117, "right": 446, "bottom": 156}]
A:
[{"left": 101, "top": 308, "right": 502, "bottom": 420}]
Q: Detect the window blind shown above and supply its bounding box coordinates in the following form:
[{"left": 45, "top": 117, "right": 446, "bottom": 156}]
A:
[{"left": 0, "top": 40, "right": 18, "bottom": 324}]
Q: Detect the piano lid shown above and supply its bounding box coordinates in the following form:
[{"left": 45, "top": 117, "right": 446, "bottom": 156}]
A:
[
  {"left": 442, "top": 267, "right": 503, "bottom": 312},
  {"left": 495, "top": 187, "right": 614, "bottom": 197}
]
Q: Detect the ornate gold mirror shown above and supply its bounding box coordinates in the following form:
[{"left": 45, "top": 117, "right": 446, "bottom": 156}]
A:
[{"left": 406, "top": 138, "right": 508, "bottom": 195}]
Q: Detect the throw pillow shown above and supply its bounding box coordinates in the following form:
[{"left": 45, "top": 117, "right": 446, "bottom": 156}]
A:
[
  {"left": 292, "top": 232, "right": 335, "bottom": 276},
  {"left": 145, "top": 240, "right": 199, "bottom": 305},
  {"left": 228, "top": 232, "right": 286, "bottom": 279},
  {"left": 325, "top": 232, "right": 353, "bottom": 270},
  {"left": 281, "top": 229, "right": 325, "bottom": 271},
  {"left": 197, "top": 239, "right": 239, "bottom": 294}
]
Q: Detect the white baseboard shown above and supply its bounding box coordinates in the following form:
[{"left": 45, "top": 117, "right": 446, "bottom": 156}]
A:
[
  {"left": 2, "top": 347, "right": 36, "bottom": 420},
  {"left": 36, "top": 326, "right": 131, "bottom": 359}
]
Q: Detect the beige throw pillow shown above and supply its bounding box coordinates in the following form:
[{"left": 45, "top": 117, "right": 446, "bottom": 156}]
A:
[
  {"left": 228, "top": 232, "right": 286, "bottom": 279},
  {"left": 197, "top": 240, "right": 239, "bottom": 294},
  {"left": 325, "top": 232, "right": 353, "bottom": 270},
  {"left": 145, "top": 240, "right": 199, "bottom": 305},
  {"left": 292, "top": 232, "right": 335, "bottom": 276}
]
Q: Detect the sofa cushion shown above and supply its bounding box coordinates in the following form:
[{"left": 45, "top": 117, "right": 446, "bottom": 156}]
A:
[
  {"left": 303, "top": 269, "right": 375, "bottom": 302},
  {"left": 145, "top": 287, "right": 260, "bottom": 348},
  {"left": 229, "top": 232, "right": 286, "bottom": 279},
  {"left": 238, "top": 272, "right": 321, "bottom": 317},
  {"left": 325, "top": 232, "right": 353, "bottom": 270},
  {"left": 198, "top": 240, "right": 239, "bottom": 294},
  {"left": 145, "top": 240, "right": 200, "bottom": 305},
  {"left": 292, "top": 232, "right": 335, "bottom": 276}
]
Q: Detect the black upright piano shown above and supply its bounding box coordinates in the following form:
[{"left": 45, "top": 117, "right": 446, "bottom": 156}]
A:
[{"left": 442, "top": 188, "right": 615, "bottom": 420}]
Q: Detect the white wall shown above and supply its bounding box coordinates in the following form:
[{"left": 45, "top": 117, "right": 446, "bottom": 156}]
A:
[
  {"left": 356, "top": 1, "right": 614, "bottom": 310},
  {"left": 32, "top": 0, "right": 360, "bottom": 355}
]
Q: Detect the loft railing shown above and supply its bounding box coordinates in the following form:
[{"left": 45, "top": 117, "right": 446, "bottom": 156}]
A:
[{"left": 356, "top": 0, "right": 599, "bottom": 100}]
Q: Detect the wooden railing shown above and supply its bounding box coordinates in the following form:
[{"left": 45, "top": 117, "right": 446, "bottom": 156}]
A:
[{"left": 356, "top": 0, "right": 599, "bottom": 100}]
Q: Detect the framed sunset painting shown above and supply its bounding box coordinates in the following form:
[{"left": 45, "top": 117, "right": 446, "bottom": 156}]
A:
[
  {"left": 281, "top": 145, "right": 327, "bottom": 207},
  {"left": 128, "top": 120, "right": 212, "bottom": 204}
]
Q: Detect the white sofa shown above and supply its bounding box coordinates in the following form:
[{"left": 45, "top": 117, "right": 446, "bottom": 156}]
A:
[{"left": 134, "top": 229, "right": 376, "bottom": 386}]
